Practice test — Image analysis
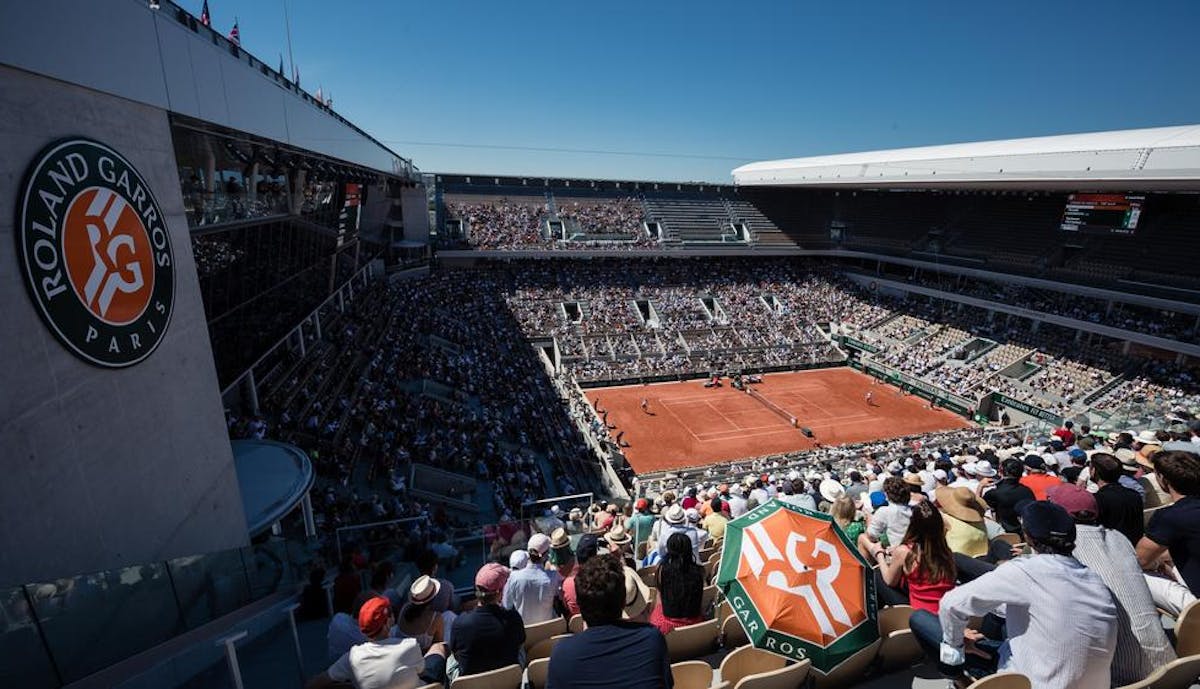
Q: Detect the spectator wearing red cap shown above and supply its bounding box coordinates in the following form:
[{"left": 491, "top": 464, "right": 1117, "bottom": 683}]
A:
[
  {"left": 307, "top": 592, "right": 447, "bottom": 689},
  {"left": 449, "top": 563, "right": 525, "bottom": 681},
  {"left": 1046, "top": 483, "right": 1176, "bottom": 686},
  {"left": 626, "top": 498, "right": 656, "bottom": 547}
]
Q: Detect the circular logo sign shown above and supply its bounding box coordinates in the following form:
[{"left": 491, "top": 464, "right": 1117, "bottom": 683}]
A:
[{"left": 16, "top": 138, "right": 174, "bottom": 367}]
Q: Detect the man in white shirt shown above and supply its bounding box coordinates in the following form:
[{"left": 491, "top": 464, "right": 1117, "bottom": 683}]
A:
[
  {"left": 307, "top": 596, "right": 447, "bottom": 689},
  {"left": 926, "top": 501, "right": 1117, "bottom": 689},
  {"left": 502, "top": 533, "right": 560, "bottom": 624},
  {"left": 856, "top": 476, "right": 912, "bottom": 557},
  {"left": 726, "top": 484, "right": 749, "bottom": 518}
]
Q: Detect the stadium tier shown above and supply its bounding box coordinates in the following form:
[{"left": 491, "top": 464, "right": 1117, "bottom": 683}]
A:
[{"left": 5, "top": 3, "right": 1200, "bottom": 688}]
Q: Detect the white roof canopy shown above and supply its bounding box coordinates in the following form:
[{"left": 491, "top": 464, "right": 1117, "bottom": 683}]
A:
[{"left": 733, "top": 125, "right": 1200, "bottom": 190}]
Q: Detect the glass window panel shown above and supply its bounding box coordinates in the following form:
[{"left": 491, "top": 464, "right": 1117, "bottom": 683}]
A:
[
  {"left": 0, "top": 587, "right": 58, "bottom": 689},
  {"left": 168, "top": 549, "right": 252, "bottom": 631},
  {"left": 29, "top": 563, "right": 181, "bottom": 683}
]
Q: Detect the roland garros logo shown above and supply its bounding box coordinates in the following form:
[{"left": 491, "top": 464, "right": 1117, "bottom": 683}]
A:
[{"left": 17, "top": 139, "right": 174, "bottom": 367}]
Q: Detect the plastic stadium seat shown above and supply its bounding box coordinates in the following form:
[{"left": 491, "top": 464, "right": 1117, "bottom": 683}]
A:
[
  {"left": 720, "top": 614, "right": 750, "bottom": 648},
  {"left": 877, "top": 605, "right": 923, "bottom": 671},
  {"left": 666, "top": 618, "right": 721, "bottom": 662},
  {"left": 526, "top": 658, "right": 550, "bottom": 689},
  {"left": 1116, "top": 654, "right": 1200, "bottom": 689},
  {"left": 417, "top": 684, "right": 443, "bottom": 689},
  {"left": 717, "top": 646, "right": 785, "bottom": 686},
  {"left": 700, "top": 546, "right": 717, "bottom": 562},
  {"left": 672, "top": 660, "right": 727, "bottom": 689},
  {"left": 639, "top": 564, "right": 660, "bottom": 588},
  {"left": 567, "top": 613, "right": 586, "bottom": 633},
  {"left": 735, "top": 660, "right": 811, "bottom": 689},
  {"left": 527, "top": 633, "right": 571, "bottom": 661},
  {"left": 965, "top": 672, "right": 1031, "bottom": 689},
  {"left": 716, "top": 600, "right": 733, "bottom": 626},
  {"left": 449, "top": 663, "right": 522, "bottom": 689},
  {"left": 701, "top": 584, "right": 720, "bottom": 615},
  {"left": 523, "top": 617, "right": 567, "bottom": 652},
  {"left": 1175, "top": 601, "right": 1200, "bottom": 657},
  {"left": 810, "top": 639, "right": 881, "bottom": 688}
]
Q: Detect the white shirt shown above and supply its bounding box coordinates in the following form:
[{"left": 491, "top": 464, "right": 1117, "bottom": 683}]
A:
[
  {"left": 327, "top": 637, "right": 424, "bottom": 689},
  {"left": 727, "top": 495, "right": 749, "bottom": 518},
  {"left": 939, "top": 554, "right": 1117, "bottom": 689},
  {"left": 866, "top": 503, "right": 911, "bottom": 546},
  {"left": 328, "top": 612, "right": 367, "bottom": 662}
]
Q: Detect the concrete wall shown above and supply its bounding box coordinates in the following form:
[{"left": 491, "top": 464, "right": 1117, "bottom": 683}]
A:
[{"left": 0, "top": 65, "right": 247, "bottom": 586}]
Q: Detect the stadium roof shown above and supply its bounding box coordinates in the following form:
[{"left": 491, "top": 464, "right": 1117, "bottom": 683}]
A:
[{"left": 732, "top": 125, "right": 1200, "bottom": 190}]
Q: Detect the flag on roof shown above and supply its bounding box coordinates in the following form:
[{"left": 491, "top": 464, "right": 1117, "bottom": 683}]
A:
[
  {"left": 278, "top": 54, "right": 284, "bottom": 76},
  {"left": 316, "top": 85, "right": 323, "bottom": 102},
  {"left": 293, "top": 64, "right": 300, "bottom": 87},
  {"left": 228, "top": 18, "right": 239, "bottom": 45},
  {"left": 199, "top": 0, "right": 211, "bottom": 26}
]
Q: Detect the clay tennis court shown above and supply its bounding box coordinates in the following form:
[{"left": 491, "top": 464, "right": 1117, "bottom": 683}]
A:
[{"left": 589, "top": 367, "right": 970, "bottom": 473}]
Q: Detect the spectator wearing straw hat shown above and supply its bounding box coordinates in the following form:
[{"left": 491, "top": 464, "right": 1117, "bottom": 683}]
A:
[
  {"left": 503, "top": 533, "right": 560, "bottom": 624},
  {"left": 934, "top": 486, "right": 990, "bottom": 559},
  {"left": 1046, "top": 483, "right": 1176, "bottom": 687},
  {"left": 450, "top": 563, "right": 525, "bottom": 680},
  {"left": 546, "top": 556, "right": 670, "bottom": 689},
  {"left": 548, "top": 528, "right": 575, "bottom": 575},
  {"left": 657, "top": 504, "right": 703, "bottom": 563}
]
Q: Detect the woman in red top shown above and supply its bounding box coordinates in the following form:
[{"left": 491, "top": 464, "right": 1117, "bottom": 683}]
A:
[
  {"left": 871, "top": 500, "right": 956, "bottom": 614},
  {"left": 649, "top": 533, "right": 706, "bottom": 635}
]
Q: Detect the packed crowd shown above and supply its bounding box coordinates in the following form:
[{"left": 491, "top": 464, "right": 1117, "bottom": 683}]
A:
[
  {"left": 899, "top": 270, "right": 1199, "bottom": 345},
  {"left": 445, "top": 196, "right": 659, "bottom": 250},
  {"left": 304, "top": 417, "right": 1200, "bottom": 689}
]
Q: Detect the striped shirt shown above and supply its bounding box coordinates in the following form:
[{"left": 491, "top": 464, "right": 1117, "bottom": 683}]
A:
[{"left": 1073, "top": 525, "right": 1177, "bottom": 685}]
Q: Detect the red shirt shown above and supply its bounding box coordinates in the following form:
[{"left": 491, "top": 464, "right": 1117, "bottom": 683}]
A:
[
  {"left": 903, "top": 566, "right": 954, "bottom": 614},
  {"left": 1053, "top": 428, "right": 1076, "bottom": 446},
  {"left": 1020, "top": 473, "right": 1061, "bottom": 501}
]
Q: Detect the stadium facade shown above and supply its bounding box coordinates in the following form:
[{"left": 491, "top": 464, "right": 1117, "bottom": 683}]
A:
[
  {"left": 0, "top": 0, "right": 426, "bottom": 588},
  {"left": 3, "top": 2, "right": 1200, "bottom": 687}
]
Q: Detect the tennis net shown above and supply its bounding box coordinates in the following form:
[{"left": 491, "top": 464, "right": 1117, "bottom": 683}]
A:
[{"left": 746, "top": 386, "right": 795, "bottom": 425}]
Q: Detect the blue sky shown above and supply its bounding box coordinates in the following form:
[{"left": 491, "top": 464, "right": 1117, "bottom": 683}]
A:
[{"left": 187, "top": 0, "right": 1200, "bottom": 182}]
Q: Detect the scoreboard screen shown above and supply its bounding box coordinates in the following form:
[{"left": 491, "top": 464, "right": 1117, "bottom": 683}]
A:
[{"left": 1060, "top": 193, "right": 1144, "bottom": 235}]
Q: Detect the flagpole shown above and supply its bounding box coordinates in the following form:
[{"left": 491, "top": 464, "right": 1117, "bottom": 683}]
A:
[{"left": 283, "top": 0, "right": 296, "bottom": 83}]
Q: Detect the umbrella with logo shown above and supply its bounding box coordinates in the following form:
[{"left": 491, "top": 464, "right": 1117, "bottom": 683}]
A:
[{"left": 716, "top": 499, "right": 878, "bottom": 674}]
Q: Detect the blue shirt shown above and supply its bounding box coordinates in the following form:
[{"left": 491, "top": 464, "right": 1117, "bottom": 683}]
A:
[{"left": 546, "top": 622, "right": 673, "bottom": 689}]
